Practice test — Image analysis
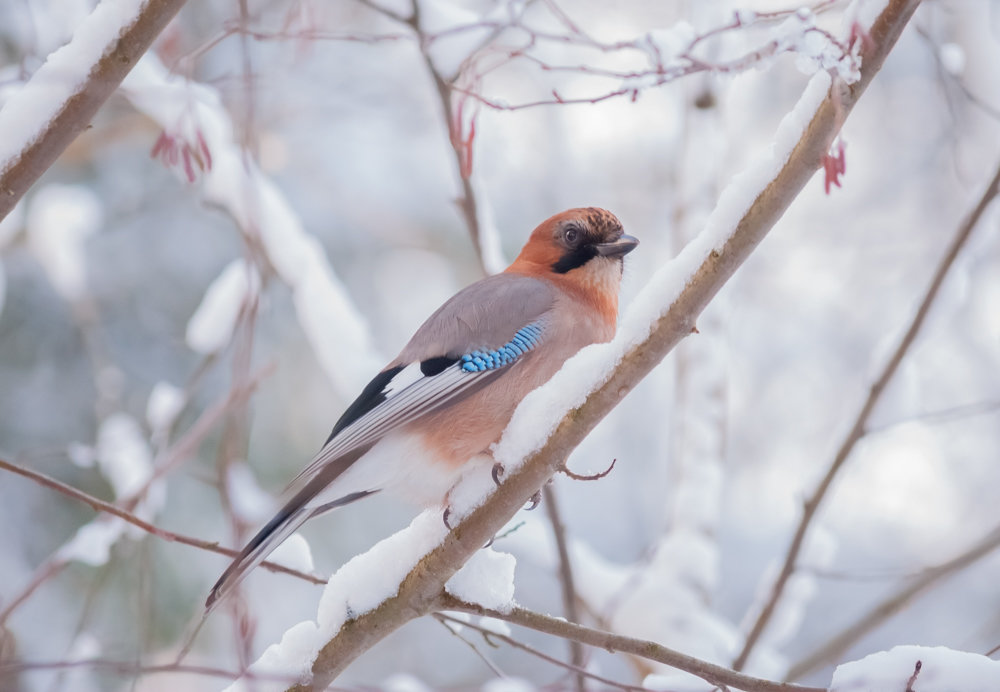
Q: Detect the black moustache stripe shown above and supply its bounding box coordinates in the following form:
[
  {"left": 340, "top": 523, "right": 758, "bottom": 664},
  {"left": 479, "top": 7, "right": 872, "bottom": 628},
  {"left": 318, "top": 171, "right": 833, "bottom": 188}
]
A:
[{"left": 551, "top": 245, "right": 599, "bottom": 274}]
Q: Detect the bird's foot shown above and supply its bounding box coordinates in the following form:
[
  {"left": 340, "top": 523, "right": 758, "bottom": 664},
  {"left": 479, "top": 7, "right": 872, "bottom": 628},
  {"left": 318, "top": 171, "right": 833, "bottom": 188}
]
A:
[{"left": 491, "top": 462, "right": 504, "bottom": 486}]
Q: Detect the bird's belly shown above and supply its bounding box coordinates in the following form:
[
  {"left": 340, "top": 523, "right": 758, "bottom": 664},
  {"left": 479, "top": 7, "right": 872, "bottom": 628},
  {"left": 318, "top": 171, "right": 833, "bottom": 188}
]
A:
[{"left": 308, "top": 431, "right": 466, "bottom": 509}]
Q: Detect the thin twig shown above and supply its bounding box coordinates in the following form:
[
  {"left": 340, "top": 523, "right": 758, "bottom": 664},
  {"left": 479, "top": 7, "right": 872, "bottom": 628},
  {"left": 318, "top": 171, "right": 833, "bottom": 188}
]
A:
[
  {"left": 732, "top": 153, "right": 1000, "bottom": 671},
  {"left": 435, "top": 612, "right": 646, "bottom": 692},
  {"left": 0, "top": 658, "right": 299, "bottom": 683},
  {"left": 0, "top": 457, "right": 323, "bottom": 583},
  {"left": 407, "top": 0, "right": 490, "bottom": 275},
  {"left": 442, "top": 598, "right": 826, "bottom": 692},
  {"left": 542, "top": 484, "right": 586, "bottom": 692},
  {"left": 785, "top": 522, "right": 1000, "bottom": 681},
  {"left": 435, "top": 614, "right": 507, "bottom": 678}
]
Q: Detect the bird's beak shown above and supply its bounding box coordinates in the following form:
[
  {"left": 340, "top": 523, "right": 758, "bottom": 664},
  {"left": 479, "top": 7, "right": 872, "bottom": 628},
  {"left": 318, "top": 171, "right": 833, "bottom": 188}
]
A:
[{"left": 594, "top": 234, "right": 639, "bottom": 258}]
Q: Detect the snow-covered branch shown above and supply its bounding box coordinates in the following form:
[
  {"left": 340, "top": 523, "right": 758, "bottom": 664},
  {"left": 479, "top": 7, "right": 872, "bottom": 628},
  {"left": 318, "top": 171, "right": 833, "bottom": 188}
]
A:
[{"left": 0, "top": 0, "right": 188, "bottom": 223}]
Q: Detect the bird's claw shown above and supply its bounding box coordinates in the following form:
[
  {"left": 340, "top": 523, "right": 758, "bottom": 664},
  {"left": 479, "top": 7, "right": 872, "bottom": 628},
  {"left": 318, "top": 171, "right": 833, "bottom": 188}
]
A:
[
  {"left": 492, "top": 462, "right": 504, "bottom": 486},
  {"left": 443, "top": 507, "right": 453, "bottom": 529},
  {"left": 525, "top": 490, "right": 541, "bottom": 511}
]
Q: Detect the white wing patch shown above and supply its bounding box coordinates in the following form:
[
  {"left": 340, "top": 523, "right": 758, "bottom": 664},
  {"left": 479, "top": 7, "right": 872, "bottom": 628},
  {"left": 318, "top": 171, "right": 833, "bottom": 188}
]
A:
[{"left": 383, "top": 361, "right": 424, "bottom": 396}]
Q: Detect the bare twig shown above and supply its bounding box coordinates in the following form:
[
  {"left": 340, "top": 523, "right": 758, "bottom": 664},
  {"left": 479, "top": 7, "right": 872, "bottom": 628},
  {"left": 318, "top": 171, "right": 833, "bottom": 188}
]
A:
[
  {"left": 0, "top": 457, "right": 323, "bottom": 585},
  {"left": 542, "top": 484, "right": 586, "bottom": 691},
  {"left": 561, "top": 458, "right": 616, "bottom": 481},
  {"left": 407, "top": 0, "right": 490, "bottom": 275},
  {"left": 0, "top": 658, "right": 299, "bottom": 684},
  {"left": 733, "top": 152, "right": 1000, "bottom": 671},
  {"left": 785, "top": 522, "right": 1000, "bottom": 680},
  {"left": 435, "top": 612, "right": 646, "bottom": 692},
  {"left": 442, "top": 598, "right": 826, "bottom": 692},
  {"left": 905, "top": 660, "right": 922, "bottom": 692},
  {"left": 435, "top": 615, "right": 507, "bottom": 678},
  {"left": 0, "top": 0, "right": 190, "bottom": 223}
]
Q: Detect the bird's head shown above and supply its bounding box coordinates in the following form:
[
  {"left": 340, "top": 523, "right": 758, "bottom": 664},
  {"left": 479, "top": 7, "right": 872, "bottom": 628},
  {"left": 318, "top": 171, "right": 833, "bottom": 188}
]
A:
[{"left": 507, "top": 208, "right": 637, "bottom": 319}]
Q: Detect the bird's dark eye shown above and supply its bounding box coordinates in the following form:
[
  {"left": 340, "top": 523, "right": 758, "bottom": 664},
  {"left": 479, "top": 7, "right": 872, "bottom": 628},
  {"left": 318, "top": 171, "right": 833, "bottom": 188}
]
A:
[{"left": 563, "top": 226, "right": 581, "bottom": 246}]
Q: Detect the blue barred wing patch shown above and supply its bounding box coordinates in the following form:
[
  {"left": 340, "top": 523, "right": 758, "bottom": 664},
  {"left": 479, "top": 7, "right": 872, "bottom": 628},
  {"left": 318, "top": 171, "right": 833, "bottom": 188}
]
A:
[{"left": 460, "top": 322, "right": 544, "bottom": 372}]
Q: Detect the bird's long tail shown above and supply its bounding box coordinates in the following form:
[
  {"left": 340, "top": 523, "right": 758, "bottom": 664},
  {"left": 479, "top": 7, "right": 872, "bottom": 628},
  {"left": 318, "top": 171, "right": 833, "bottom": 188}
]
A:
[{"left": 205, "top": 448, "right": 374, "bottom": 611}]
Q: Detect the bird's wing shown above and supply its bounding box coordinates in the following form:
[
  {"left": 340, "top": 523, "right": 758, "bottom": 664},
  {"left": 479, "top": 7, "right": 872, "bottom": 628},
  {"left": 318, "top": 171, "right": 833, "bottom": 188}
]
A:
[
  {"left": 206, "top": 273, "right": 555, "bottom": 610},
  {"left": 288, "top": 272, "right": 556, "bottom": 490}
]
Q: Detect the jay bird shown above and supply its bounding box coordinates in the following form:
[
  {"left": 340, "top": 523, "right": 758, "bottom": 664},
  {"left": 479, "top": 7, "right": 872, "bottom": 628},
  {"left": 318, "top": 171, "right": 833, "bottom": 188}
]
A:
[{"left": 206, "top": 207, "right": 637, "bottom": 609}]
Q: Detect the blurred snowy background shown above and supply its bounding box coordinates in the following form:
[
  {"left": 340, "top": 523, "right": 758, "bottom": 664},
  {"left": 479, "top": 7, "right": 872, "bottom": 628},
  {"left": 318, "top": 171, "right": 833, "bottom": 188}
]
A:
[{"left": 0, "top": 0, "right": 998, "bottom": 690}]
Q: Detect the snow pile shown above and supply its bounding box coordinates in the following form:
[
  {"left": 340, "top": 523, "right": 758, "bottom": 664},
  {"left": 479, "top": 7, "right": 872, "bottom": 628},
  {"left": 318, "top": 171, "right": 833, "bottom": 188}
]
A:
[
  {"left": 26, "top": 183, "right": 103, "bottom": 301},
  {"left": 222, "top": 511, "right": 450, "bottom": 690},
  {"left": 831, "top": 645, "right": 1000, "bottom": 692},
  {"left": 185, "top": 258, "right": 260, "bottom": 354},
  {"left": 445, "top": 547, "right": 516, "bottom": 613},
  {"left": 0, "top": 0, "right": 145, "bottom": 172},
  {"left": 224, "top": 505, "right": 517, "bottom": 690},
  {"left": 225, "top": 462, "right": 277, "bottom": 524},
  {"left": 57, "top": 413, "right": 164, "bottom": 567},
  {"left": 621, "top": 69, "right": 832, "bottom": 350},
  {"left": 146, "top": 381, "right": 185, "bottom": 443},
  {"left": 269, "top": 533, "right": 315, "bottom": 574}
]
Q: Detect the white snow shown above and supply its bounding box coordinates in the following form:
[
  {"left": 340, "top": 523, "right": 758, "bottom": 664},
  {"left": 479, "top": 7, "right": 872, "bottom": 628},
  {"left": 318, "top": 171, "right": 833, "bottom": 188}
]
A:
[
  {"left": 477, "top": 616, "right": 511, "bottom": 638},
  {"left": 316, "top": 510, "right": 448, "bottom": 634},
  {"left": 0, "top": 0, "right": 145, "bottom": 175},
  {"left": 382, "top": 673, "right": 433, "bottom": 692},
  {"left": 226, "top": 462, "right": 277, "bottom": 523},
  {"left": 643, "top": 671, "right": 717, "bottom": 691},
  {"left": 0, "top": 199, "right": 23, "bottom": 248},
  {"left": 831, "top": 645, "right": 1000, "bottom": 692},
  {"left": 939, "top": 42, "right": 966, "bottom": 75},
  {"left": 67, "top": 442, "right": 97, "bottom": 468},
  {"left": 57, "top": 409, "right": 166, "bottom": 569},
  {"left": 269, "top": 533, "right": 315, "bottom": 574},
  {"left": 96, "top": 412, "right": 154, "bottom": 499},
  {"left": 145, "top": 380, "right": 185, "bottom": 436},
  {"left": 482, "top": 678, "right": 536, "bottom": 692},
  {"left": 185, "top": 258, "right": 259, "bottom": 354},
  {"left": 56, "top": 518, "right": 127, "bottom": 567},
  {"left": 122, "top": 55, "right": 381, "bottom": 394},
  {"left": 65, "top": 630, "right": 101, "bottom": 661},
  {"left": 225, "top": 510, "right": 452, "bottom": 689},
  {"left": 470, "top": 176, "right": 507, "bottom": 274},
  {"left": 644, "top": 22, "right": 697, "bottom": 66},
  {"left": 445, "top": 547, "right": 516, "bottom": 613},
  {"left": 26, "top": 183, "right": 103, "bottom": 301}
]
